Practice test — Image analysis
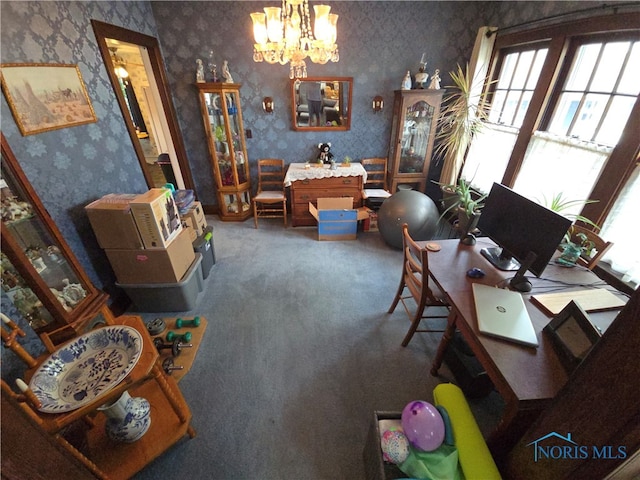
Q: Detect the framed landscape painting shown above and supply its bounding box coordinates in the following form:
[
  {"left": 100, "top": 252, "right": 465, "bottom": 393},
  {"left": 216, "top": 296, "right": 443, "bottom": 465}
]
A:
[{"left": 1, "top": 63, "right": 97, "bottom": 136}]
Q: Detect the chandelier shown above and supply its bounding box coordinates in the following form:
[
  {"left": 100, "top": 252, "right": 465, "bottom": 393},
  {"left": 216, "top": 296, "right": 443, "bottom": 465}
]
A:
[
  {"left": 250, "top": 0, "right": 339, "bottom": 79},
  {"left": 108, "top": 47, "right": 129, "bottom": 80}
]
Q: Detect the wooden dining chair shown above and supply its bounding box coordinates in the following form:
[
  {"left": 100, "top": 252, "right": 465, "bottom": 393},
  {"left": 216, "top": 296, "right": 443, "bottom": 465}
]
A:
[
  {"left": 566, "top": 224, "right": 613, "bottom": 270},
  {"left": 388, "top": 224, "right": 450, "bottom": 346},
  {"left": 361, "top": 157, "right": 391, "bottom": 211},
  {"left": 253, "top": 158, "right": 287, "bottom": 229}
]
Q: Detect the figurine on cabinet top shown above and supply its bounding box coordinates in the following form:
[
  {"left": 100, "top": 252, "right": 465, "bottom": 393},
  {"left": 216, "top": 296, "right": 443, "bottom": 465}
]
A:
[
  {"left": 415, "top": 67, "right": 429, "bottom": 89},
  {"left": 401, "top": 70, "right": 412, "bottom": 90},
  {"left": 222, "top": 60, "right": 234, "bottom": 83},
  {"left": 428, "top": 69, "right": 441, "bottom": 90},
  {"left": 317, "top": 143, "right": 334, "bottom": 164},
  {"left": 196, "top": 59, "right": 205, "bottom": 83}
]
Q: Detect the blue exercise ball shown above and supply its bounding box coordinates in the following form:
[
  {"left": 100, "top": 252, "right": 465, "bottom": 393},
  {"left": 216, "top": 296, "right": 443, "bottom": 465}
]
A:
[{"left": 378, "top": 190, "right": 439, "bottom": 249}]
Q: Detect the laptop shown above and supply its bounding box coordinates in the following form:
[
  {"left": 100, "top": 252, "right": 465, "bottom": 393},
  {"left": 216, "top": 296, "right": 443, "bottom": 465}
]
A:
[{"left": 472, "top": 283, "right": 539, "bottom": 348}]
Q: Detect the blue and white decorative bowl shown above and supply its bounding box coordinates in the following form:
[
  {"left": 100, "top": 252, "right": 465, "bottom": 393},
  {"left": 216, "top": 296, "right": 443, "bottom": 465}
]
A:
[{"left": 29, "top": 326, "right": 143, "bottom": 413}]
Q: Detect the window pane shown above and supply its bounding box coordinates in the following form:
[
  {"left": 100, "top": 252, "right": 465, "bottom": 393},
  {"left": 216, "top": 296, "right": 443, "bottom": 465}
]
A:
[
  {"left": 501, "top": 90, "right": 521, "bottom": 125},
  {"left": 618, "top": 42, "right": 640, "bottom": 95},
  {"left": 462, "top": 125, "right": 518, "bottom": 194},
  {"left": 513, "top": 91, "right": 533, "bottom": 127},
  {"left": 566, "top": 43, "right": 600, "bottom": 90},
  {"left": 596, "top": 96, "right": 635, "bottom": 145},
  {"left": 600, "top": 165, "right": 640, "bottom": 287},
  {"left": 489, "top": 90, "right": 506, "bottom": 123},
  {"left": 511, "top": 50, "right": 534, "bottom": 89},
  {"left": 513, "top": 131, "right": 610, "bottom": 214},
  {"left": 591, "top": 42, "right": 629, "bottom": 92},
  {"left": 526, "top": 49, "right": 548, "bottom": 89},
  {"left": 549, "top": 92, "right": 582, "bottom": 136},
  {"left": 498, "top": 53, "right": 518, "bottom": 88},
  {"left": 571, "top": 93, "right": 609, "bottom": 140}
]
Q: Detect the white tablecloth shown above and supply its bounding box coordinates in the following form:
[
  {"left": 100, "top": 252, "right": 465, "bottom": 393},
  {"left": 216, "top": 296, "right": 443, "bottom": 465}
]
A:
[{"left": 284, "top": 162, "right": 367, "bottom": 187}]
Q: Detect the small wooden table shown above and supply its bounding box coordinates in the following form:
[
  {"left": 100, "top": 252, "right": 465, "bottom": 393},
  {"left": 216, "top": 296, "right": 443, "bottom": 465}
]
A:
[
  {"left": 285, "top": 163, "right": 367, "bottom": 226},
  {"left": 423, "top": 238, "right": 625, "bottom": 458}
]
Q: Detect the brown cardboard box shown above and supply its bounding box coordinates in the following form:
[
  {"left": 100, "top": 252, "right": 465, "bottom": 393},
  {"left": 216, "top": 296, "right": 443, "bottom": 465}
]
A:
[
  {"left": 105, "top": 228, "right": 195, "bottom": 284},
  {"left": 180, "top": 201, "right": 207, "bottom": 237},
  {"left": 85, "top": 194, "right": 144, "bottom": 249},
  {"left": 130, "top": 188, "right": 182, "bottom": 249}
]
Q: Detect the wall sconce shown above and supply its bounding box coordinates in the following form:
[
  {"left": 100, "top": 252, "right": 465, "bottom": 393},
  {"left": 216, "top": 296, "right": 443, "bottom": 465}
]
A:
[
  {"left": 372, "top": 95, "right": 384, "bottom": 113},
  {"left": 262, "top": 96, "right": 274, "bottom": 113}
]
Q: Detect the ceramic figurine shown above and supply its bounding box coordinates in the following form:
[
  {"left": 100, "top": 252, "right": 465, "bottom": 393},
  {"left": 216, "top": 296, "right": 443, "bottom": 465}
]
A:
[
  {"left": 401, "top": 70, "right": 412, "bottom": 90},
  {"left": 428, "top": 69, "right": 441, "bottom": 90},
  {"left": 196, "top": 59, "right": 205, "bottom": 83},
  {"left": 222, "top": 60, "right": 234, "bottom": 83}
]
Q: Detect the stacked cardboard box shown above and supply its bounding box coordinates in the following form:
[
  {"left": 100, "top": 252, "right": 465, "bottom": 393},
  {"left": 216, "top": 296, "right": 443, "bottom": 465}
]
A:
[
  {"left": 180, "top": 200, "right": 207, "bottom": 242},
  {"left": 85, "top": 189, "right": 195, "bottom": 285}
]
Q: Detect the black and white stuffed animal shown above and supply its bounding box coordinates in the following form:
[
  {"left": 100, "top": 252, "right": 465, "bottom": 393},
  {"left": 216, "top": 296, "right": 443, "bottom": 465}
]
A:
[{"left": 317, "top": 142, "right": 334, "bottom": 164}]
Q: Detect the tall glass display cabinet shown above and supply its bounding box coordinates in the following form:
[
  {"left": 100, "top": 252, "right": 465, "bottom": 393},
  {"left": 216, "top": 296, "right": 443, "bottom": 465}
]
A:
[
  {"left": 0, "top": 134, "right": 107, "bottom": 336},
  {"left": 196, "top": 83, "right": 252, "bottom": 221},
  {"left": 387, "top": 89, "right": 443, "bottom": 192}
]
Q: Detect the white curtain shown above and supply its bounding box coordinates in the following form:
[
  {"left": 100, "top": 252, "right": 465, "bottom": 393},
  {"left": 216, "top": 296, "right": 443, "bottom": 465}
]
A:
[
  {"left": 513, "top": 131, "right": 612, "bottom": 215},
  {"left": 600, "top": 164, "right": 640, "bottom": 287},
  {"left": 462, "top": 124, "right": 518, "bottom": 193}
]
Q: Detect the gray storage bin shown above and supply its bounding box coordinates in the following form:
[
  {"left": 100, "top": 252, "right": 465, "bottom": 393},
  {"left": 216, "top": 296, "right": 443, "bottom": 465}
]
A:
[
  {"left": 192, "top": 225, "right": 215, "bottom": 279},
  {"left": 117, "top": 254, "right": 203, "bottom": 312}
]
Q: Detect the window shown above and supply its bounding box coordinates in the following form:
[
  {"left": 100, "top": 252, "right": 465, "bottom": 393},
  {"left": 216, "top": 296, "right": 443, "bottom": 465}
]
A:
[
  {"left": 490, "top": 48, "right": 548, "bottom": 128},
  {"left": 461, "top": 15, "right": 639, "bottom": 288},
  {"left": 548, "top": 40, "right": 639, "bottom": 145},
  {"left": 462, "top": 46, "right": 548, "bottom": 193}
]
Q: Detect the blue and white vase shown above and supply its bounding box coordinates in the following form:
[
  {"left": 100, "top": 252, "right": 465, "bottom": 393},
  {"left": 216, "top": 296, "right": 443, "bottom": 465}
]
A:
[{"left": 98, "top": 390, "right": 151, "bottom": 443}]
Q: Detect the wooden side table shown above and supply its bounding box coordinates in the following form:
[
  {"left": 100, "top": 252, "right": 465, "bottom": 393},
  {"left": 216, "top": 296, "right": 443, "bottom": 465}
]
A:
[{"left": 4, "top": 315, "right": 195, "bottom": 480}]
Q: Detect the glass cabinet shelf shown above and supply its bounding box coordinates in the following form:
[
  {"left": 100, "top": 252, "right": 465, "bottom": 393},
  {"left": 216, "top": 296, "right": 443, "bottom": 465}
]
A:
[
  {"left": 1, "top": 134, "right": 104, "bottom": 334},
  {"left": 387, "top": 89, "right": 443, "bottom": 193},
  {"left": 196, "top": 83, "right": 252, "bottom": 221}
]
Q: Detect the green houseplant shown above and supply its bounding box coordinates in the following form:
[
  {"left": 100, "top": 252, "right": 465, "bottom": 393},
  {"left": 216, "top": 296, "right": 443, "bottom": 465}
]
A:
[
  {"left": 436, "top": 177, "right": 487, "bottom": 240},
  {"left": 542, "top": 193, "right": 600, "bottom": 266},
  {"left": 435, "top": 63, "right": 491, "bottom": 186}
]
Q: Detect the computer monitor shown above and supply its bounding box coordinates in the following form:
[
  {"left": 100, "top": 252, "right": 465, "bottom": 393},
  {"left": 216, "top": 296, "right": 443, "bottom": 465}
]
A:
[{"left": 477, "top": 183, "right": 572, "bottom": 292}]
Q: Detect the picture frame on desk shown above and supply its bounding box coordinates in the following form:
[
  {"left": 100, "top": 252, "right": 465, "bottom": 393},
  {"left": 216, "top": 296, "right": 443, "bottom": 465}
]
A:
[{"left": 543, "top": 300, "right": 602, "bottom": 373}]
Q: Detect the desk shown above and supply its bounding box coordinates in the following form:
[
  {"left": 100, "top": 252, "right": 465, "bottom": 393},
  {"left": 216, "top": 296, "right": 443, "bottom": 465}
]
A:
[
  {"left": 423, "top": 237, "right": 624, "bottom": 458},
  {"left": 285, "top": 163, "right": 367, "bottom": 226}
]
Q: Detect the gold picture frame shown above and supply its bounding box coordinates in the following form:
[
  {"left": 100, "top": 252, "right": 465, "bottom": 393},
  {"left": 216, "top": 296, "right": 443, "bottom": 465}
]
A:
[{"left": 1, "top": 63, "right": 97, "bottom": 136}]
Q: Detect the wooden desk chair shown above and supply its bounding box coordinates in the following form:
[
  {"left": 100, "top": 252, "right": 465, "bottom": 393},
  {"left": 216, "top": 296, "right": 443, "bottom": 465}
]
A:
[
  {"left": 361, "top": 157, "right": 391, "bottom": 201},
  {"left": 388, "top": 224, "right": 450, "bottom": 346},
  {"left": 253, "top": 158, "right": 287, "bottom": 229},
  {"left": 565, "top": 224, "right": 613, "bottom": 270}
]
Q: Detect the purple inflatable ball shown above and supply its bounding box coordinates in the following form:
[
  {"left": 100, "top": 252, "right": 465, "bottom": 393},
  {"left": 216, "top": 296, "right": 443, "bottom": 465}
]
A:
[
  {"left": 377, "top": 190, "right": 439, "bottom": 249},
  {"left": 401, "top": 400, "right": 445, "bottom": 452}
]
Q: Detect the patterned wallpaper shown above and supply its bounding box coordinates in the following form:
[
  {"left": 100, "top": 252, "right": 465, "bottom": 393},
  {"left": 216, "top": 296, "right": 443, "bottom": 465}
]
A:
[{"left": 0, "top": 0, "right": 599, "bottom": 299}]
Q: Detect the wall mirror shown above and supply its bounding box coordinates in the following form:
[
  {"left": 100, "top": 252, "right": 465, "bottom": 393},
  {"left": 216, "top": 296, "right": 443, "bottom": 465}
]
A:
[{"left": 290, "top": 77, "right": 353, "bottom": 131}]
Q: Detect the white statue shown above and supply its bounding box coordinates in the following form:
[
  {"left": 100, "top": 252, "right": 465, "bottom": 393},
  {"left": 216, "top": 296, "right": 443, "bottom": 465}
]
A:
[
  {"left": 196, "top": 59, "right": 205, "bottom": 83},
  {"left": 428, "top": 69, "right": 441, "bottom": 90},
  {"left": 401, "top": 70, "right": 412, "bottom": 90},
  {"left": 222, "top": 60, "right": 234, "bottom": 83}
]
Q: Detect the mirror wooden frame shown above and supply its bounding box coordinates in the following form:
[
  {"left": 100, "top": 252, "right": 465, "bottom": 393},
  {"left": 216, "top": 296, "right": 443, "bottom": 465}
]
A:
[{"left": 290, "top": 77, "right": 353, "bottom": 131}]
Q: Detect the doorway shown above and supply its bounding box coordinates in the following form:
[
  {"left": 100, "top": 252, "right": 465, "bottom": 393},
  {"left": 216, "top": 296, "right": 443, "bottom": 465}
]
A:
[{"left": 91, "top": 20, "right": 194, "bottom": 191}]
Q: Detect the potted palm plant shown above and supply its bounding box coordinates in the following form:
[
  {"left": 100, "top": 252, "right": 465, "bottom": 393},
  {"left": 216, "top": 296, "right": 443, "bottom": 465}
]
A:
[{"left": 435, "top": 63, "right": 491, "bottom": 187}]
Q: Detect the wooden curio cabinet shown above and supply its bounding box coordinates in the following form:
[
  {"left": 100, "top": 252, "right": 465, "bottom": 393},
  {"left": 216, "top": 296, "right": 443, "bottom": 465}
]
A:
[
  {"left": 196, "top": 83, "right": 252, "bottom": 221},
  {"left": 1, "top": 134, "right": 107, "bottom": 335},
  {"left": 387, "top": 89, "right": 443, "bottom": 192}
]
